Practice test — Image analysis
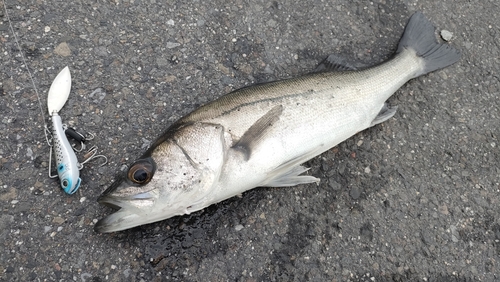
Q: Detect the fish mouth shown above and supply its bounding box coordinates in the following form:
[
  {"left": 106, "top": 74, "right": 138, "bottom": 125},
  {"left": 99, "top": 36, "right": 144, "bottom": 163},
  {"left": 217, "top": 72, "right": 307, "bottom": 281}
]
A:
[
  {"left": 96, "top": 178, "right": 124, "bottom": 209},
  {"left": 97, "top": 177, "right": 157, "bottom": 208},
  {"left": 94, "top": 209, "right": 144, "bottom": 233},
  {"left": 99, "top": 177, "right": 122, "bottom": 196},
  {"left": 95, "top": 178, "right": 157, "bottom": 233},
  {"left": 95, "top": 192, "right": 166, "bottom": 232}
]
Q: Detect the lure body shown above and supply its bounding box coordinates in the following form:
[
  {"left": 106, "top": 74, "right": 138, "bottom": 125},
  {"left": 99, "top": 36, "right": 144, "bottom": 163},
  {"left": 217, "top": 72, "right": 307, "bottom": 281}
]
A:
[{"left": 50, "top": 113, "right": 81, "bottom": 194}]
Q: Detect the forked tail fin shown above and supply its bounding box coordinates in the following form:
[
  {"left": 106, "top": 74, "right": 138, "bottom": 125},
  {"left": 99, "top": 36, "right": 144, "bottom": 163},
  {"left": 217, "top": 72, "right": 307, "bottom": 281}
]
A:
[{"left": 397, "top": 12, "right": 461, "bottom": 77}]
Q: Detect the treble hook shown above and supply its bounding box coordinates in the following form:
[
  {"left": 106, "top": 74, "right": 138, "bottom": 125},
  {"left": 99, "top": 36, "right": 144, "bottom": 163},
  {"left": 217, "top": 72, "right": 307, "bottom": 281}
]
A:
[
  {"left": 64, "top": 126, "right": 94, "bottom": 152},
  {"left": 80, "top": 145, "right": 108, "bottom": 168}
]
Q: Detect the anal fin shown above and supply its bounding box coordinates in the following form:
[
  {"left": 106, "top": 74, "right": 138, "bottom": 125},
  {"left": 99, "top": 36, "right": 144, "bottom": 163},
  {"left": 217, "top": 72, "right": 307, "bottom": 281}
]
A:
[{"left": 370, "top": 103, "right": 398, "bottom": 127}]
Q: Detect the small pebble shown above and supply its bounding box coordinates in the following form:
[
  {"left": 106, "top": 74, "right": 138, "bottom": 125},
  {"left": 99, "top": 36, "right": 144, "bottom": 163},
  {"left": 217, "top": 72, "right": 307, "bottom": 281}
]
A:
[
  {"left": 166, "top": 42, "right": 181, "bottom": 49},
  {"left": 440, "top": 30, "right": 453, "bottom": 41},
  {"left": 350, "top": 187, "right": 362, "bottom": 200},
  {"left": 53, "top": 217, "right": 65, "bottom": 224},
  {"left": 54, "top": 42, "right": 72, "bottom": 57},
  {"left": 234, "top": 224, "right": 244, "bottom": 231}
]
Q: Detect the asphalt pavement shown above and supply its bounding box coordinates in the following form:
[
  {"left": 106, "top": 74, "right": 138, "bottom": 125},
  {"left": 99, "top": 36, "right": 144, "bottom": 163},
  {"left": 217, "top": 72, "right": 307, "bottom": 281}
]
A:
[{"left": 1, "top": 0, "right": 499, "bottom": 281}]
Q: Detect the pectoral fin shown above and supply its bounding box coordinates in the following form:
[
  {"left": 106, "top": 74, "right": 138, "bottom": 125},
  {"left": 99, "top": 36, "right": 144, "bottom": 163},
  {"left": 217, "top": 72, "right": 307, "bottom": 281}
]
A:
[{"left": 232, "top": 105, "right": 284, "bottom": 160}]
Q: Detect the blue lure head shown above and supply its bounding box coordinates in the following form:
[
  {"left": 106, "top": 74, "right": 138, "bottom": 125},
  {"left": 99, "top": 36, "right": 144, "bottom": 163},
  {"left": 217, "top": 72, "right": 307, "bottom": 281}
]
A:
[{"left": 57, "top": 163, "right": 81, "bottom": 194}]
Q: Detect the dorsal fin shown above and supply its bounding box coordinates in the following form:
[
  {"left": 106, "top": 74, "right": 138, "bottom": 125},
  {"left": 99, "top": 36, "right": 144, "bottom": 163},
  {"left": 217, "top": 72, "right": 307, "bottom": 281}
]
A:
[{"left": 314, "top": 54, "right": 357, "bottom": 72}]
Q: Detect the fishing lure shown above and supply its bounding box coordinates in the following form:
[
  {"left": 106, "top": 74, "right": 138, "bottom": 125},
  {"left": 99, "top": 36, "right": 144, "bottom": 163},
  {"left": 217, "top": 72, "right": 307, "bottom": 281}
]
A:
[
  {"left": 4, "top": 4, "right": 106, "bottom": 194},
  {"left": 47, "top": 67, "right": 82, "bottom": 194}
]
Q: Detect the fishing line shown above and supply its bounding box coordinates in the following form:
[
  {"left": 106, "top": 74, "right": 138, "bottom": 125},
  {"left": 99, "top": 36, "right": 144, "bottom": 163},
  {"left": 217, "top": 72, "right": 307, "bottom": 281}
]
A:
[{"left": 3, "top": 0, "right": 51, "bottom": 146}]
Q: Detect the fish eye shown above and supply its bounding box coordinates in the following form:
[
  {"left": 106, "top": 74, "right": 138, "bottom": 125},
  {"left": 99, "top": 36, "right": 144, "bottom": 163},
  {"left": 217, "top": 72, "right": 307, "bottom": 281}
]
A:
[
  {"left": 133, "top": 170, "right": 148, "bottom": 182},
  {"left": 127, "top": 158, "right": 156, "bottom": 185}
]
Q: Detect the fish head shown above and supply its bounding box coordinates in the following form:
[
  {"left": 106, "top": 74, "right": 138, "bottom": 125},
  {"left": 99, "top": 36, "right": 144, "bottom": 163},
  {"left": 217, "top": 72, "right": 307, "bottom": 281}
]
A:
[{"left": 95, "top": 122, "right": 228, "bottom": 233}]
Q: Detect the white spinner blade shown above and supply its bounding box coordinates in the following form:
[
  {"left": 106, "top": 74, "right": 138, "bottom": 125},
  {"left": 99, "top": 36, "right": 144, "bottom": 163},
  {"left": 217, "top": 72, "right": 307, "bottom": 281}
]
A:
[{"left": 47, "top": 66, "right": 72, "bottom": 116}]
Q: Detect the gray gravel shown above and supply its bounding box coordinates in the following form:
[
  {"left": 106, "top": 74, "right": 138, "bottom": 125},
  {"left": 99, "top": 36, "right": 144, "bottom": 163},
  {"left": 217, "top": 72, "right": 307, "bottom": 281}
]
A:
[{"left": 1, "top": 0, "right": 499, "bottom": 281}]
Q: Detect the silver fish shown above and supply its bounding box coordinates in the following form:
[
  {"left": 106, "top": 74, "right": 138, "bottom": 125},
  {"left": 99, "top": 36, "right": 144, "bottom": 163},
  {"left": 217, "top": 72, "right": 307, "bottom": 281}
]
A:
[{"left": 95, "top": 12, "right": 460, "bottom": 233}]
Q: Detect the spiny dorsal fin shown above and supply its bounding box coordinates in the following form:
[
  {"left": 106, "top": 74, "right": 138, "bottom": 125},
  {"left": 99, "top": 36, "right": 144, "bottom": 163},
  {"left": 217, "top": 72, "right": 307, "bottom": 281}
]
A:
[
  {"left": 314, "top": 54, "right": 357, "bottom": 72},
  {"left": 232, "top": 105, "right": 284, "bottom": 160}
]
